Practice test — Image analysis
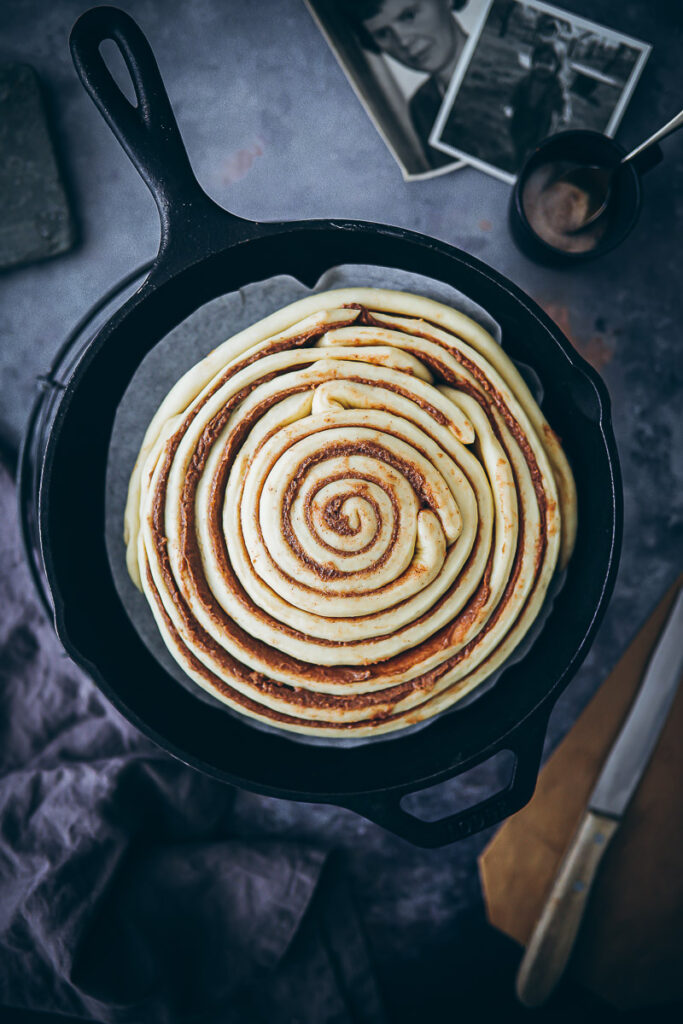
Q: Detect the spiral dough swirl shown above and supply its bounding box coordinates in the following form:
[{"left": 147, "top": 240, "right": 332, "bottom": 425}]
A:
[{"left": 125, "top": 288, "right": 577, "bottom": 737}]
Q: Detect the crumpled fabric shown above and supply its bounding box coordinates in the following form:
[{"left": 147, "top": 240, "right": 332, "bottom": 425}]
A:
[{"left": 0, "top": 457, "right": 386, "bottom": 1024}]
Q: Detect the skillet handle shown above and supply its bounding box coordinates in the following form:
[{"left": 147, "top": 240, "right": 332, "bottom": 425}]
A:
[
  {"left": 70, "top": 6, "right": 250, "bottom": 265},
  {"left": 342, "top": 711, "right": 549, "bottom": 848}
]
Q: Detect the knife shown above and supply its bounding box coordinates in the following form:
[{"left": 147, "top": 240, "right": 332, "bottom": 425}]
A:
[{"left": 515, "top": 586, "right": 683, "bottom": 1008}]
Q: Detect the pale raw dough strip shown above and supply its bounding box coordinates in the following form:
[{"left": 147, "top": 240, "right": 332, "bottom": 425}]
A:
[{"left": 127, "top": 288, "right": 577, "bottom": 736}]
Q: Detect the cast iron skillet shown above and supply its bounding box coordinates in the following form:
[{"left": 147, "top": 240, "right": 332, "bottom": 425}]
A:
[{"left": 39, "top": 6, "right": 622, "bottom": 847}]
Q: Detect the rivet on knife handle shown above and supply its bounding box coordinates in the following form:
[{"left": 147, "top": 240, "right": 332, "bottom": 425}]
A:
[{"left": 515, "top": 809, "right": 618, "bottom": 1007}]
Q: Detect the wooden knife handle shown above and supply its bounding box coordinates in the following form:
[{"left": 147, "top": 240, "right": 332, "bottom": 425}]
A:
[{"left": 515, "top": 809, "right": 619, "bottom": 1007}]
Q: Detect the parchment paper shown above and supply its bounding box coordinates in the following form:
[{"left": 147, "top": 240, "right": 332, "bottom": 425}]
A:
[{"left": 105, "top": 264, "right": 556, "bottom": 746}]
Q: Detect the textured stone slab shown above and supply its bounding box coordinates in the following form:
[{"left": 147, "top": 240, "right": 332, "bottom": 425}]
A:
[{"left": 0, "top": 63, "right": 75, "bottom": 270}]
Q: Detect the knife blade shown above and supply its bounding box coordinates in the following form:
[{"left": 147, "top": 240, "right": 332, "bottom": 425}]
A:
[
  {"left": 589, "top": 586, "right": 683, "bottom": 818},
  {"left": 516, "top": 585, "right": 683, "bottom": 1007}
]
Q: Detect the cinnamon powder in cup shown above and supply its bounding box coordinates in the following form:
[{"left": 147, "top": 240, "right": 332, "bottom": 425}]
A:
[{"left": 522, "top": 162, "right": 608, "bottom": 254}]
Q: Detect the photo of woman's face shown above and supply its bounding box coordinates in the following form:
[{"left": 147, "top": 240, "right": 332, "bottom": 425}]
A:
[{"left": 362, "top": 0, "right": 459, "bottom": 74}]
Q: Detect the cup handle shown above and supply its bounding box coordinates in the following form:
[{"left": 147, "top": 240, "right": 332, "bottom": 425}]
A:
[{"left": 628, "top": 142, "right": 663, "bottom": 176}]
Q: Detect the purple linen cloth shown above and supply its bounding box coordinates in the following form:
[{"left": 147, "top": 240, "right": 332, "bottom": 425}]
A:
[{"left": 0, "top": 458, "right": 385, "bottom": 1024}]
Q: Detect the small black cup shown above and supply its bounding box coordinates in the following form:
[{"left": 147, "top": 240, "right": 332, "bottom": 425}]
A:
[{"left": 509, "top": 129, "right": 662, "bottom": 266}]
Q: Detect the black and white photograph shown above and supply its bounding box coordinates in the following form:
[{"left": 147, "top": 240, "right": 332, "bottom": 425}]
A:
[
  {"left": 430, "top": 0, "right": 652, "bottom": 181},
  {"left": 305, "top": 1, "right": 491, "bottom": 179}
]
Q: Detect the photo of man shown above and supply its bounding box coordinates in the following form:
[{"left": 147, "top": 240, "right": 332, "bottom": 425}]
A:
[
  {"left": 507, "top": 40, "right": 564, "bottom": 166},
  {"left": 430, "top": 0, "right": 651, "bottom": 182},
  {"left": 346, "top": 0, "right": 471, "bottom": 168},
  {"left": 304, "top": 0, "right": 490, "bottom": 178}
]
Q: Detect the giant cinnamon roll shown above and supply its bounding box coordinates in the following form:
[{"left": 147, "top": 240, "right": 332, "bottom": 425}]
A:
[{"left": 125, "top": 288, "right": 577, "bottom": 737}]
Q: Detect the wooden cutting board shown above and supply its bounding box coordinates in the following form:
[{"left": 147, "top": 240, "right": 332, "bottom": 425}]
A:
[{"left": 480, "top": 576, "right": 683, "bottom": 1010}]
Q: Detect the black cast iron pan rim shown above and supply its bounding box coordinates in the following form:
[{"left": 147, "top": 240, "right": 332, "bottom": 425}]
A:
[{"left": 36, "top": 6, "right": 622, "bottom": 847}]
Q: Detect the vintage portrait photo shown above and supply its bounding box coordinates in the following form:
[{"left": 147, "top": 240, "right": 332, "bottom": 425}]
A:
[
  {"left": 304, "top": 1, "right": 491, "bottom": 179},
  {"left": 429, "top": 0, "right": 651, "bottom": 182}
]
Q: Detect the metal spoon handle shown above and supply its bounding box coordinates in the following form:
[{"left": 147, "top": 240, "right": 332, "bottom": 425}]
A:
[{"left": 624, "top": 107, "right": 683, "bottom": 164}]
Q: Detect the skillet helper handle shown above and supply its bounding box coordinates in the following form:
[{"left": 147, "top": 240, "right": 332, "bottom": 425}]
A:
[
  {"left": 515, "top": 809, "right": 619, "bottom": 1007},
  {"left": 70, "top": 6, "right": 247, "bottom": 255},
  {"left": 345, "top": 710, "right": 549, "bottom": 848}
]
